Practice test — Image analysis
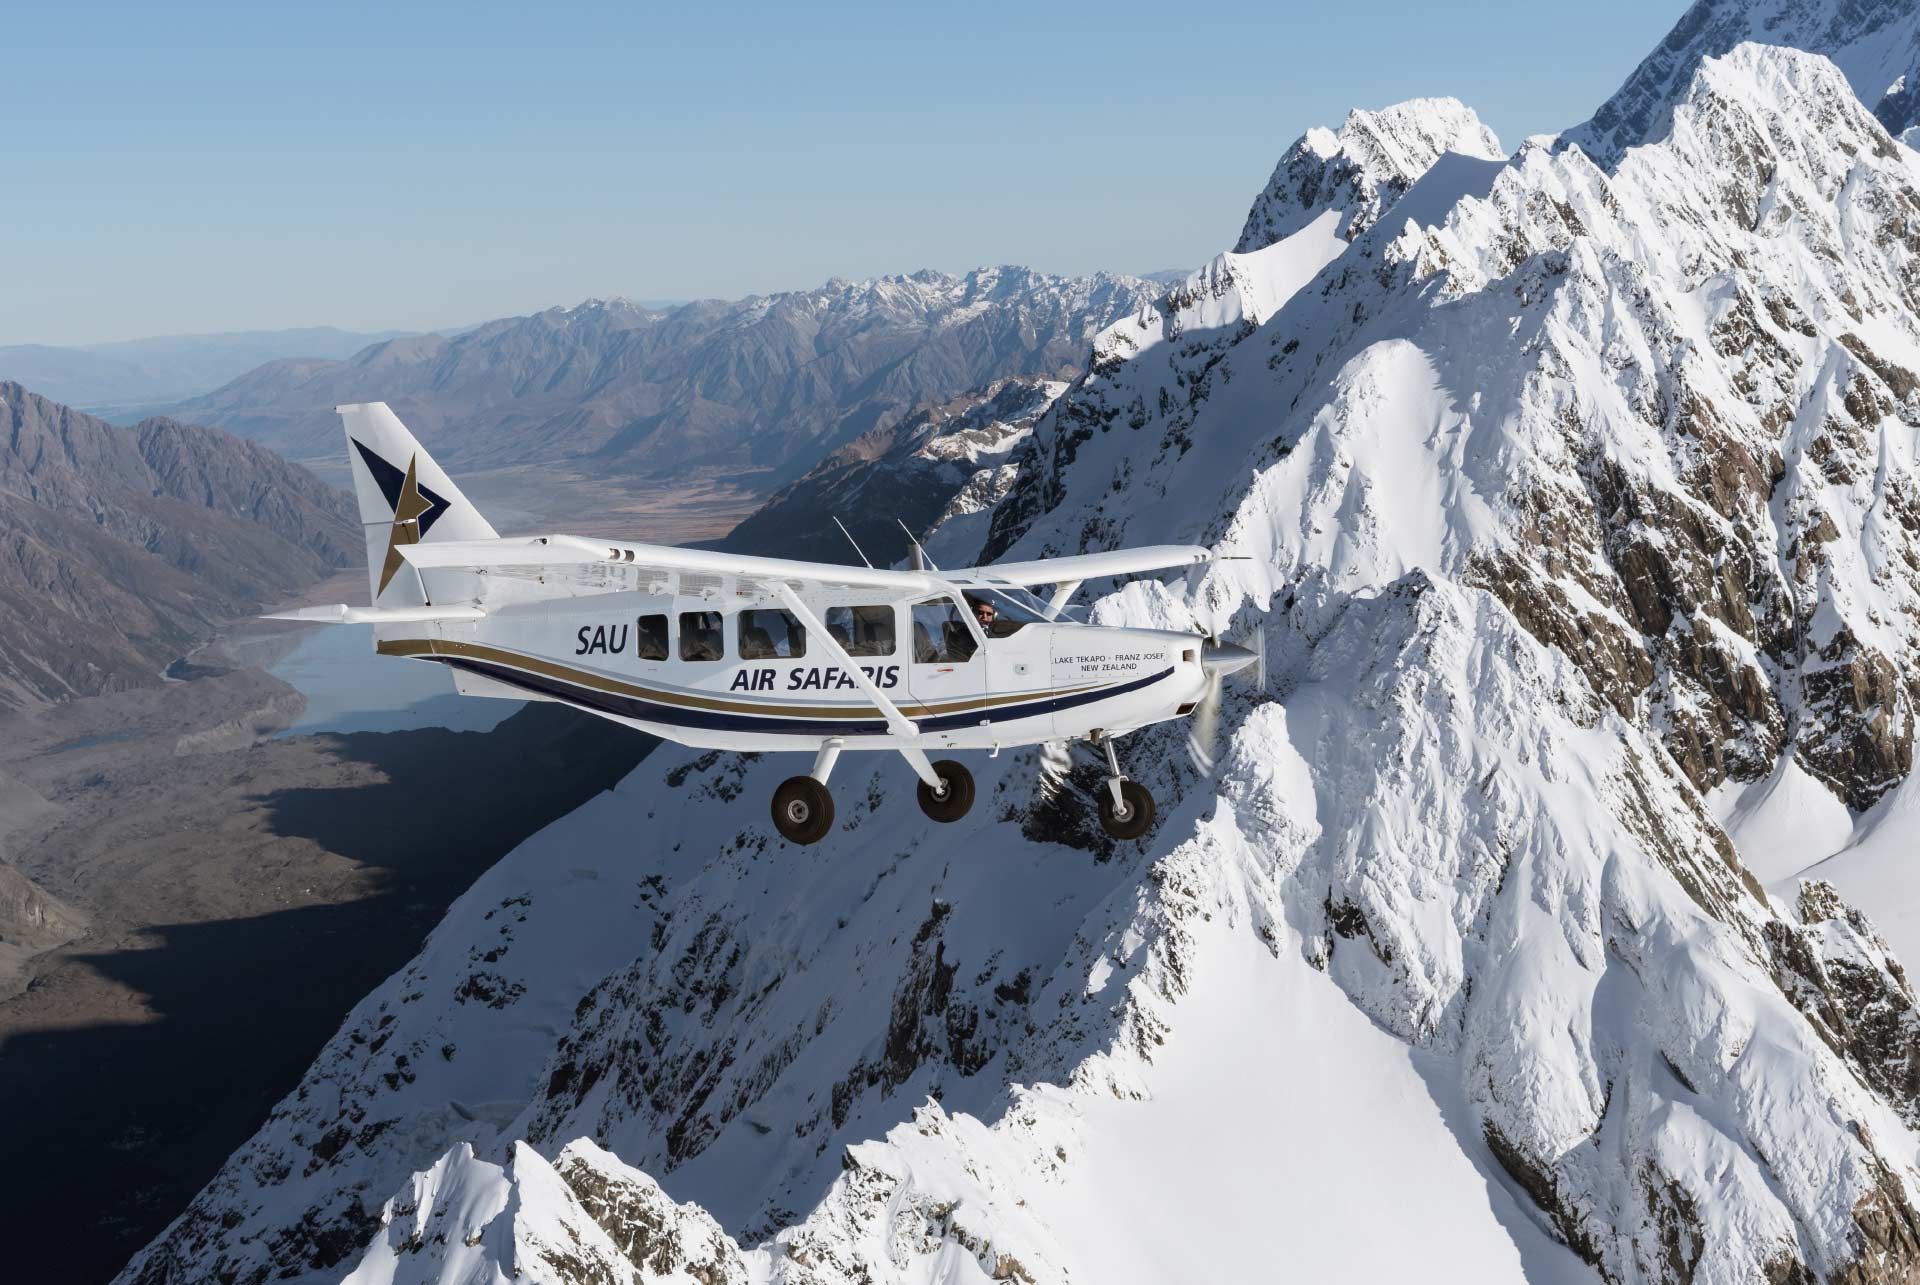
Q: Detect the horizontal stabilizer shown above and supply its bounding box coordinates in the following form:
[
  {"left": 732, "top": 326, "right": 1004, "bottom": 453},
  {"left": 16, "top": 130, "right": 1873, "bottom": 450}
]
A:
[{"left": 261, "top": 604, "right": 487, "bottom": 625}]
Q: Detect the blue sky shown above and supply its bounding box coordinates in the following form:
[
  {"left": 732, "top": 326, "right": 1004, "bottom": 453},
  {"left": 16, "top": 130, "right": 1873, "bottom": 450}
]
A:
[{"left": 5, "top": 0, "right": 1688, "bottom": 346}]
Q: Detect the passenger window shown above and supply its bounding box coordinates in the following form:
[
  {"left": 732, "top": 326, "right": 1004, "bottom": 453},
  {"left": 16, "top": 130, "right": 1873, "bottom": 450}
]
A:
[
  {"left": 738, "top": 608, "right": 805, "bottom": 659},
  {"left": 911, "top": 598, "right": 979, "bottom": 663},
  {"left": 635, "top": 614, "right": 668, "bottom": 661},
  {"left": 824, "top": 605, "right": 895, "bottom": 657},
  {"left": 678, "top": 610, "right": 724, "bottom": 662}
]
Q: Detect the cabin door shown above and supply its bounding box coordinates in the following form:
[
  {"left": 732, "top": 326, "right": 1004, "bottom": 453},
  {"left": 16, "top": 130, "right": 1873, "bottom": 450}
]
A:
[{"left": 904, "top": 596, "right": 987, "bottom": 721}]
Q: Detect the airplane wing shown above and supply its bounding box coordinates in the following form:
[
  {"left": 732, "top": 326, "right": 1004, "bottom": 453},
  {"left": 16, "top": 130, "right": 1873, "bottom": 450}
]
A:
[
  {"left": 399, "top": 535, "right": 939, "bottom": 596},
  {"left": 263, "top": 604, "right": 487, "bottom": 624},
  {"left": 955, "top": 544, "right": 1214, "bottom": 587}
]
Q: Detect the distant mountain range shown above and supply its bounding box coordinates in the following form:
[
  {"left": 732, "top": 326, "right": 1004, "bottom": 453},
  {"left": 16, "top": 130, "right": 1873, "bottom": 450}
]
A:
[
  {"left": 0, "top": 327, "right": 415, "bottom": 413},
  {"left": 0, "top": 383, "right": 357, "bottom": 708},
  {"left": 158, "top": 269, "right": 1162, "bottom": 484}
]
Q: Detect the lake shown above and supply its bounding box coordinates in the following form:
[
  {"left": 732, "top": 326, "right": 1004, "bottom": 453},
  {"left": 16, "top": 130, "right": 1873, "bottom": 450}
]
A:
[{"left": 268, "top": 624, "right": 523, "bottom": 736}]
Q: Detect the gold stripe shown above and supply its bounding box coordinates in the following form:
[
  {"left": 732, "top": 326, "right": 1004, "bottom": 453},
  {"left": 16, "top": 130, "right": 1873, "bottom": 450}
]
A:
[{"left": 377, "top": 638, "right": 1100, "bottom": 720}]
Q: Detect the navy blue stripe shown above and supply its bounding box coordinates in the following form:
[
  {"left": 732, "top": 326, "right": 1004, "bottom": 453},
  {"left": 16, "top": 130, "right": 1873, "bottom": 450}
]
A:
[{"left": 438, "top": 657, "right": 1173, "bottom": 735}]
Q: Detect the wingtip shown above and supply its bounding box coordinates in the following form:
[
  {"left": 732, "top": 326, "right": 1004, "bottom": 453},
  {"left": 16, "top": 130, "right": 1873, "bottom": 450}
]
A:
[{"left": 261, "top": 604, "right": 352, "bottom": 623}]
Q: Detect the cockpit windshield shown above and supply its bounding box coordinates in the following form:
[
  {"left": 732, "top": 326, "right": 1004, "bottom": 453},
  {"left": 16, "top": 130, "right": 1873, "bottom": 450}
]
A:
[
  {"left": 988, "top": 585, "right": 1084, "bottom": 624},
  {"left": 958, "top": 584, "right": 1084, "bottom": 638}
]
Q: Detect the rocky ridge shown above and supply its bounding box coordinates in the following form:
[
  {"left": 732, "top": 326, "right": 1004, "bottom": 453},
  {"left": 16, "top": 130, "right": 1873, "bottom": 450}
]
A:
[
  {"left": 0, "top": 383, "right": 356, "bottom": 707},
  {"left": 721, "top": 377, "right": 1064, "bottom": 567},
  {"left": 1233, "top": 96, "right": 1504, "bottom": 253}
]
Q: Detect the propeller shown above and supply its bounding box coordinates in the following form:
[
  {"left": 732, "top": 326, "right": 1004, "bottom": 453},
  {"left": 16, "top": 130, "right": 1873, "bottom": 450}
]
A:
[
  {"left": 1036, "top": 738, "right": 1073, "bottom": 802},
  {"left": 1187, "top": 628, "right": 1261, "bottom": 778},
  {"left": 1186, "top": 665, "right": 1224, "bottom": 776}
]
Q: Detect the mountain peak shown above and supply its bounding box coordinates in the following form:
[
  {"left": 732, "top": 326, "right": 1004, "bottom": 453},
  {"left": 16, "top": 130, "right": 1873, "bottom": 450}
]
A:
[
  {"left": 566, "top": 295, "right": 647, "bottom": 313},
  {"left": 1568, "top": 0, "right": 1920, "bottom": 167},
  {"left": 1235, "top": 96, "right": 1504, "bottom": 253}
]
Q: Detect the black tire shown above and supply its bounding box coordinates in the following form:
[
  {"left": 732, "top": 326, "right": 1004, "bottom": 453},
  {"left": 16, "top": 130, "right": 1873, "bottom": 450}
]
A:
[
  {"left": 1097, "top": 779, "right": 1155, "bottom": 840},
  {"left": 771, "top": 775, "right": 835, "bottom": 845},
  {"left": 916, "top": 759, "right": 975, "bottom": 823}
]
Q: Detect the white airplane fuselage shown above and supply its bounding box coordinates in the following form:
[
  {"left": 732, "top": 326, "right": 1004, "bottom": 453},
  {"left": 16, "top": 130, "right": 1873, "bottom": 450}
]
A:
[
  {"left": 284, "top": 401, "right": 1255, "bottom": 845},
  {"left": 375, "top": 589, "right": 1212, "bottom": 752}
]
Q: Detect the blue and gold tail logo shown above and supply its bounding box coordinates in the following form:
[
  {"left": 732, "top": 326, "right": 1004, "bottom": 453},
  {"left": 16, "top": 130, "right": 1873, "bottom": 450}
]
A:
[{"left": 352, "top": 439, "right": 452, "bottom": 595}]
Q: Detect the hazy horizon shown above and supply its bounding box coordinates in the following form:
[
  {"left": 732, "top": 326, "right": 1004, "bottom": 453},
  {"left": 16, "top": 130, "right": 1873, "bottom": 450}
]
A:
[{"left": 8, "top": 0, "right": 1689, "bottom": 348}]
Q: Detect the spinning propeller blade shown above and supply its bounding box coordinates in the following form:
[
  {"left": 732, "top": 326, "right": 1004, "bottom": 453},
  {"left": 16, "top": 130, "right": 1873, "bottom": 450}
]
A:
[
  {"left": 1036, "top": 739, "right": 1073, "bottom": 801},
  {"left": 1187, "top": 632, "right": 1261, "bottom": 778}
]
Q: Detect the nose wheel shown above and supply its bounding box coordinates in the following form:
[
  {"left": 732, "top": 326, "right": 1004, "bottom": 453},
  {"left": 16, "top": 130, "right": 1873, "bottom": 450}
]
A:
[
  {"left": 1098, "top": 779, "right": 1155, "bottom": 840},
  {"left": 1096, "top": 735, "right": 1155, "bottom": 841}
]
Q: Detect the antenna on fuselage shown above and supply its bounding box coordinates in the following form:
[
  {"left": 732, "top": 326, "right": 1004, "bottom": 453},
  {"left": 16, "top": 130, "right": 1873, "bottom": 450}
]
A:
[
  {"left": 832, "top": 517, "right": 874, "bottom": 568},
  {"left": 897, "top": 518, "right": 939, "bottom": 571}
]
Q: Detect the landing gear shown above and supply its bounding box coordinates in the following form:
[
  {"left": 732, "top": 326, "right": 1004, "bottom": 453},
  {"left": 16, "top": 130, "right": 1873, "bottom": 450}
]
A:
[
  {"left": 772, "top": 776, "right": 834, "bottom": 845},
  {"left": 1096, "top": 735, "right": 1154, "bottom": 841},
  {"left": 772, "top": 740, "right": 841, "bottom": 845},
  {"left": 916, "top": 759, "right": 975, "bottom": 823},
  {"left": 1098, "top": 779, "right": 1155, "bottom": 840}
]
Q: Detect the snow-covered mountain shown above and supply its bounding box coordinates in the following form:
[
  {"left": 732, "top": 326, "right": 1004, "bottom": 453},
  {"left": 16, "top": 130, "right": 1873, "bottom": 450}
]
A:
[
  {"left": 1234, "top": 96, "right": 1504, "bottom": 252},
  {"left": 118, "top": 6, "right": 1920, "bottom": 1285},
  {"left": 165, "top": 270, "right": 1158, "bottom": 482},
  {"left": 1568, "top": 0, "right": 1920, "bottom": 163}
]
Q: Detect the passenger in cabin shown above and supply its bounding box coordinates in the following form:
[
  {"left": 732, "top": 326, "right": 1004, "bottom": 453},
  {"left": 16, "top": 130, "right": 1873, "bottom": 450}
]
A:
[
  {"left": 741, "top": 625, "right": 777, "bottom": 659},
  {"left": 737, "top": 608, "right": 805, "bottom": 659},
  {"left": 679, "top": 610, "right": 724, "bottom": 661},
  {"left": 825, "top": 605, "right": 894, "bottom": 656},
  {"left": 636, "top": 614, "right": 669, "bottom": 661},
  {"left": 912, "top": 598, "right": 979, "bottom": 663}
]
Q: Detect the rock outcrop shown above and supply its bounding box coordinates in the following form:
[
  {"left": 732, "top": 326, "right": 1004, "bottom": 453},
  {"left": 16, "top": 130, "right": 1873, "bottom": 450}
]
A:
[{"left": 721, "top": 377, "right": 1063, "bottom": 567}]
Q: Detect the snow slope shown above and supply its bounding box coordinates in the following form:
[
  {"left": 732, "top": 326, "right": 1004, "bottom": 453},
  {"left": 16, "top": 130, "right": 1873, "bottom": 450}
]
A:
[
  {"left": 1027, "top": 920, "right": 1591, "bottom": 1284},
  {"left": 120, "top": 16, "right": 1920, "bottom": 1285},
  {"left": 1796, "top": 773, "right": 1920, "bottom": 967},
  {"left": 1706, "top": 756, "right": 1854, "bottom": 884}
]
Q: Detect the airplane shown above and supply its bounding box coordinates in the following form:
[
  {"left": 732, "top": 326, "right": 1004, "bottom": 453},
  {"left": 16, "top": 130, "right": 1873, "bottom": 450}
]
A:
[{"left": 270, "top": 403, "right": 1258, "bottom": 845}]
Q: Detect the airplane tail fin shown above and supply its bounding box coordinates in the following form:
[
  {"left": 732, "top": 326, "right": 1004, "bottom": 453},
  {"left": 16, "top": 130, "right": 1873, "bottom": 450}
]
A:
[{"left": 338, "top": 402, "right": 497, "bottom": 605}]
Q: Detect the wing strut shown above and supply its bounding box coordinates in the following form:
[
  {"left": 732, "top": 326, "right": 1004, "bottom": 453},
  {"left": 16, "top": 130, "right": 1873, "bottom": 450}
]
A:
[{"left": 773, "top": 584, "right": 921, "bottom": 742}]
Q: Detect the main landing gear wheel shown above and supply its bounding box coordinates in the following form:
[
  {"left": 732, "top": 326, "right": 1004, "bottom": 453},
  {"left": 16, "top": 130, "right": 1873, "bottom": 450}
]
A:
[
  {"left": 916, "top": 759, "right": 975, "bottom": 823},
  {"left": 1098, "top": 779, "right": 1155, "bottom": 841},
  {"left": 772, "top": 776, "right": 834, "bottom": 845}
]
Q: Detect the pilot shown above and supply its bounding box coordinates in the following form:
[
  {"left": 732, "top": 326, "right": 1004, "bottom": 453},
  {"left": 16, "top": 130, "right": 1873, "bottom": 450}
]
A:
[{"left": 967, "top": 595, "right": 1018, "bottom": 639}]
